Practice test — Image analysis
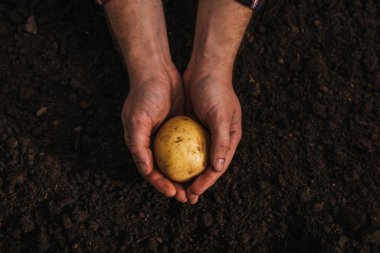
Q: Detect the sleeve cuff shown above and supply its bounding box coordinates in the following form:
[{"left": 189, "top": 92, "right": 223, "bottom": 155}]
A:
[{"left": 236, "top": 0, "right": 265, "bottom": 10}]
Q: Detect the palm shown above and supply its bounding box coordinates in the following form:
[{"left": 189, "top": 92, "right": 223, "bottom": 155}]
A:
[{"left": 122, "top": 66, "right": 187, "bottom": 202}]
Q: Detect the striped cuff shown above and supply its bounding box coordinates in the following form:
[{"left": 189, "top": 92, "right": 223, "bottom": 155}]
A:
[
  {"left": 237, "top": 0, "right": 265, "bottom": 9},
  {"left": 97, "top": 0, "right": 265, "bottom": 9}
]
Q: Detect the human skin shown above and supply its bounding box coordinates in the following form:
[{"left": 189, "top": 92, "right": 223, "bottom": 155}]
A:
[
  {"left": 105, "top": 0, "right": 252, "bottom": 204},
  {"left": 184, "top": 0, "right": 252, "bottom": 204}
]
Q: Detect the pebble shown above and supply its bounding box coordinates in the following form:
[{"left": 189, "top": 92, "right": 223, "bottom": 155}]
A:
[
  {"left": 25, "top": 15, "right": 38, "bottom": 34},
  {"left": 7, "top": 137, "right": 18, "bottom": 149},
  {"left": 36, "top": 107, "right": 47, "bottom": 117},
  {"left": 314, "top": 20, "right": 322, "bottom": 27}
]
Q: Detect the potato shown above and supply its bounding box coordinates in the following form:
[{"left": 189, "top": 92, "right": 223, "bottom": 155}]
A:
[{"left": 153, "top": 116, "right": 210, "bottom": 183}]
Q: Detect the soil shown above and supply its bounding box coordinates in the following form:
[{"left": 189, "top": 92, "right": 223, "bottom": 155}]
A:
[{"left": 0, "top": 0, "right": 379, "bottom": 252}]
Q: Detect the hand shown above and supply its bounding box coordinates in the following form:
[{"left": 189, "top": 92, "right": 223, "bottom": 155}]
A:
[
  {"left": 121, "top": 64, "right": 188, "bottom": 203},
  {"left": 183, "top": 64, "right": 242, "bottom": 204}
]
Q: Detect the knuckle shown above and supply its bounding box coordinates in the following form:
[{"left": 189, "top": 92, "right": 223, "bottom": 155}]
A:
[
  {"left": 218, "top": 141, "right": 231, "bottom": 153},
  {"left": 129, "top": 116, "right": 144, "bottom": 127},
  {"left": 215, "top": 140, "right": 230, "bottom": 154},
  {"left": 190, "top": 187, "right": 202, "bottom": 196},
  {"left": 129, "top": 144, "right": 140, "bottom": 156}
]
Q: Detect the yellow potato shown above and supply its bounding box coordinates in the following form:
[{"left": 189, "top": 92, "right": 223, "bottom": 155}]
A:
[{"left": 153, "top": 116, "right": 210, "bottom": 183}]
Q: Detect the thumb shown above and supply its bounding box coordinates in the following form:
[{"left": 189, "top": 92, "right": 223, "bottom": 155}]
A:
[
  {"left": 124, "top": 117, "right": 154, "bottom": 176},
  {"left": 208, "top": 116, "right": 231, "bottom": 172}
]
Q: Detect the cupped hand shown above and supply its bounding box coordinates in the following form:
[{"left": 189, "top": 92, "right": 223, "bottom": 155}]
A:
[
  {"left": 183, "top": 65, "right": 242, "bottom": 204},
  {"left": 121, "top": 64, "right": 188, "bottom": 202}
]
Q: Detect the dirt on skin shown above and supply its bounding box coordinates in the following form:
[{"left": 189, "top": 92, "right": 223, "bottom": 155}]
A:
[{"left": 0, "top": 0, "right": 379, "bottom": 252}]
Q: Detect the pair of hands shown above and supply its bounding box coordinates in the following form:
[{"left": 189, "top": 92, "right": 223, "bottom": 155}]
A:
[{"left": 122, "top": 60, "right": 242, "bottom": 204}]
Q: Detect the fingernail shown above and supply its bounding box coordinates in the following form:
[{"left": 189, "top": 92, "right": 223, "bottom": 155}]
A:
[
  {"left": 215, "top": 159, "right": 225, "bottom": 171},
  {"left": 137, "top": 162, "right": 147, "bottom": 175},
  {"left": 188, "top": 195, "right": 198, "bottom": 205}
]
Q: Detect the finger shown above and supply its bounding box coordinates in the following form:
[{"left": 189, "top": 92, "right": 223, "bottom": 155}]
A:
[
  {"left": 173, "top": 183, "right": 187, "bottom": 203},
  {"left": 186, "top": 189, "right": 199, "bottom": 205},
  {"left": 187, "top": 129, "right": 241, "bottom": 196},
  {"left": 125, "top": 117, "right": 154, "bottom": 176},
  {"left": 208, "top": 117, "right": 231, "bottom": 172},
  {"left": 143, "top": 169, "right": 176, "bottom": 197}
]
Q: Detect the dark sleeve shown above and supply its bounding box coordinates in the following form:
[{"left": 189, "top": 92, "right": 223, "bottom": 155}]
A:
[{"left": 236, "top": 0, "right": 265, "bottom": 10}]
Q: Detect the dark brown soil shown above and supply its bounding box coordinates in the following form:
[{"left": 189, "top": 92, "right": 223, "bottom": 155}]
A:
[{"left": 1, "top": 0, "right": 380, "bottom": 252}]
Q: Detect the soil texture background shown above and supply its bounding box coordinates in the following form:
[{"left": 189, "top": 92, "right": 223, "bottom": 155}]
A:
[{"left": 0, "top": 0, "right": 380, "bottom": 252}]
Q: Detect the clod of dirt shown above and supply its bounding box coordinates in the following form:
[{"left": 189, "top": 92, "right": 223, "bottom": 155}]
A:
[
  {"left": 38, "top": 226, "right": 50, "bottom": 252},
  {"left": 239, "top": 232, "right": 251, "bottom": 244},
  {"left": 62, "top": 214, "right": 73, "bottom": 230},
  {"left": 19, "top": 215, "right": 35, "bottom": 233},
  {"left": 363, "top": 230, "right": 380, "bottom": 244},
  {"left": 202, "top": 212, "right": 213, "bottom": 228}
]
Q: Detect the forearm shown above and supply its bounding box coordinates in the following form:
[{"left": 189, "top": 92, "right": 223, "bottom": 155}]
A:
[
  {"left": 104, "top": 0, "right": 173, "bottom": 81},
  {"left": 189, "top": 0, "right": 252, "bottom": 73}
]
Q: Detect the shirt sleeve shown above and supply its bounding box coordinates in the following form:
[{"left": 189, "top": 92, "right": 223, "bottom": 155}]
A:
[{"left": 236, "top": 0, "right": 265, "bottom": 10}]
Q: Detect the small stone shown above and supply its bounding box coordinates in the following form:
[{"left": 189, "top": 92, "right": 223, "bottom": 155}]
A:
[
  {"left": 314, "top": 20, "right": 322, "bottom": 27},
  {"left": 290, "top": 25, "right": 299, "bottom": 33},
  {"left": 25, "top": 15, "right": 38, "bottom": 34},
  {"left": 7, "top": 137, "right": 18, "bottom": 149},
  {"left": 36, "top": 107, "right": 47, "bottom": 117},
  {"left": 278, "top": 58, "right": 285, "bottom": 64}
]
